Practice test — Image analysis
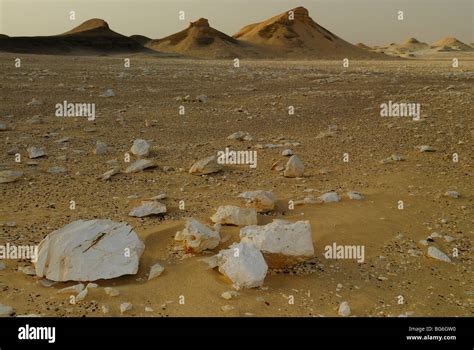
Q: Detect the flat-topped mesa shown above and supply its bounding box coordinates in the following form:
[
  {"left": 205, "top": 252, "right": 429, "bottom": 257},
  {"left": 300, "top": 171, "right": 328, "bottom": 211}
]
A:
[{"left": 191, "top": 18, "right": 210, "bottom": 28}]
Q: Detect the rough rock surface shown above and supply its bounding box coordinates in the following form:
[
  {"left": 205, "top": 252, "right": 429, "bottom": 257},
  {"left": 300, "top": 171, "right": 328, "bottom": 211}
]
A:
[{"left": 35, "top": 219, "right": 145, "bottom": 282}]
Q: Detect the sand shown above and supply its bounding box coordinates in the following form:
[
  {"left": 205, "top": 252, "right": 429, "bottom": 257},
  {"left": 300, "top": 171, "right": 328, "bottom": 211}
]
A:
[{"left": 0, "top": 52, "right": 472, "bottom": 317}]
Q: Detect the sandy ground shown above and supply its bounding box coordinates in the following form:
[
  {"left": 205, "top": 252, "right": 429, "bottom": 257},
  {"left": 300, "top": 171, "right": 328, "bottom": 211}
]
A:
[{"left": 0, "top": 53, "right": 472, "bottom": 317}]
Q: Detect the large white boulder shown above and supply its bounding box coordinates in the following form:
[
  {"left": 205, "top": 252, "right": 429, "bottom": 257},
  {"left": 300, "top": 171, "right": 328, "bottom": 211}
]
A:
[
  {"left": 240, "top": 219, "right": 314, "bottom": 257},
  {"left": 216, "top": 242, "right": 267, "bottom": 290},
  {"left": 175, "top": 218, "right": 220, "bottom": 253},
  {"left": 238, "top": 191, "right": 277, "bottom": 213},
  {"left": 35, "top": 219, "right": 145, "bottom": 282},
  {"left": 211, "top": 205, "right": 257, "bottom": 226}
]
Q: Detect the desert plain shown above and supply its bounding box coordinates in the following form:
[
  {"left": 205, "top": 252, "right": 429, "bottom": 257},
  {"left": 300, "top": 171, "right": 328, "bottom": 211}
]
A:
[{"left": 0, "top": 6, "right": 473, "bottom": 318}]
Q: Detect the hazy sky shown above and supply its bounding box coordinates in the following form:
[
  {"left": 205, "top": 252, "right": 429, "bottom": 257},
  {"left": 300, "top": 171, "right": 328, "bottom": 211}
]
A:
[{"left": 0, "top": 0, "right": 472, "bottom": 45}]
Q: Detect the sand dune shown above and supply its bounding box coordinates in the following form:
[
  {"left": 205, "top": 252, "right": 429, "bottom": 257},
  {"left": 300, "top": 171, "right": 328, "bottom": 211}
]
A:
[
  {"left": 430, "top": 37, "right": 473, "bottom": 51},
  {"left": 0, "top": 19, "right": 155, "bottom": 55},
  {"left": 233, "top": 7, "right": 380, "bottom": 59},
  {"left": 148, "top": 18, "right": 262, "bottom": 58}
]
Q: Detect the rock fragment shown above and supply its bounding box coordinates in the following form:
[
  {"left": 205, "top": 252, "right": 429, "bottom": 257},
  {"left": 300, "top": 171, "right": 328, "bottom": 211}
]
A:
[
  {"left": 130, "top": 139, "right": 150, "bottom": 157},
  {"left": 189, "top": 156, "right": 223, "bottom": 175},
  {"left": 238, "top": 190, "right": 277, "bottom": 213},
  {"left": 211, "top": 206, "right": 257, "bottom": 226},
  {"left": 129, "top": 201, "right": 167, "bottom": 217},
  {"left": 283, "top": 155, "right": 304, "bottom": 177},
  {"left": 216, "top": 242, "right": 268, "bottom": 290},
  {"left": 35, "top": 219, "right": 145, "bottom": 282},
  {"left": 175, "top": 218, "right": 220, "bottom": 253}
]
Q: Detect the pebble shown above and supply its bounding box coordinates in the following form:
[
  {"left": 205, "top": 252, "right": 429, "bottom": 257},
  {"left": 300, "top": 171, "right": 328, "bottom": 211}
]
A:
[
  {"left": 27, "top": 147, "right": 46, "bottom": 159},
  {"left": 347, "top": 191, "right": 363, "bottom": 200},
  {"left": 148, "top": 263, "right": 165, "bottom": 280},
  {"left": 444, "top": 191, "right": 460, "bottom": 198},
  {"left": 94, "top": 141, "right": 108, "bottom": 155},
  {"left": 338, "top": 301, "right": 351, "bottom": 317},
  {"left": 221, "top": 291, "right": 239, "bottom": 300},
  {"left": 221, "top": 305, "right": 235, "bottom": 312},
  {"left": 120, "top": 302, "right": 132, "bottom": 314},
  {"left": 104, "top": 287, "right": 120, "bottom": 297},
  {"left": 427, "top": 246, "right": 451, "bottom": 263}
]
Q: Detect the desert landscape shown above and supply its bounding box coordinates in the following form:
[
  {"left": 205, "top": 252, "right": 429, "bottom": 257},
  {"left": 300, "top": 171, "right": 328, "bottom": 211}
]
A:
[{"left": 0, "top": 5, "right": 473, "bottom": 318}]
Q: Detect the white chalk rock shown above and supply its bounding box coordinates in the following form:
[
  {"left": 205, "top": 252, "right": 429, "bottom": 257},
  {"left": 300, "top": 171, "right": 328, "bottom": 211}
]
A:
[
  {"left": 216, "top": 242, "right": 268, "bottom": 290},
  {"left": 238, "top": 190, "right": 277, "bottom": 213},
  {"left": 148, "top": 263, "right": 165, "bottom": 280},
  {"left": 427, "top": 246, "right": 451, "bottom": 263},
  {"left": 27, "top": 147, "right": 46, "bottom": 159},
  {"left": 444, "top": 191, "right": 460, "bottom": 199},
  {"left": 0, "top": 304, "right": 15, "bottom": 317},
  {"left": 124, "top": 159, "right": 156, "bottom": 173},
  {"left": 211, "top": 205, "right": 257, "bottom": 226},
  {"left": 104, "top": 287, "right": 120, "bottom": 297},
  {"left": 227, "top": 131, "right": 253, "bottom": 141},
  {"left": 283, "top": 155, "right": 304, "bottom": 177},
  {"left": 189, "top": 156, "right": 223, "bottom": 175},
  {"left": 130, "top": 139, "right": 150, "bottom": 157},
  {"left": 120, "top": 302, "right": 132, "bottom": 314},
  {"left": 0, "top": 170, "right": 23, "bottom": 184},
  {"left": 128, "top": 201, "right": 167, "bottom": 218},
  {"left": 175, "top": 218, "right": 220, "bottom": 253},
  {"left": 347, "top": 191, "right": 363, "bottom": 200},
  {"left": 240, "top": 219, "right": 314, "bottom": 257},
  {"left": 35, "top": 219, "right": 145, "bottom": 282},
  {"left": 57, "top": 283, "right": 85, "bottom": 294},
  {"left": 338, "top": 301, "right": 351, "bottom": 317},
  {"left": 318, "top": 192, "right": 341, "bottom": 203},
  {"left": 419, "top": 145, "right": 435, "bottom": 152}
]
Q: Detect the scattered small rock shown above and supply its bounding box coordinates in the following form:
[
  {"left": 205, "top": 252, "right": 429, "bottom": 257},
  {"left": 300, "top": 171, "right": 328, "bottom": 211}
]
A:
[
  {"left": 148, "top": 263, "right": 165, "bottom": 280},
  {"left": 129, "top": 201, "right": 167, "bottom": 218},
  {"left": 211, "top": 205, "right": 258, "bottom": 226},
  {"left": 27, "top": 147, "right": 46, "bottom": 159},
  {"left": 283, "top": 155, "right": 305, "bottom": 178},
  {"left": 189, "top": 156, "right": 223, "bottom": 175},
  {"left": 130, "top": 139, "right": 150, "bottom": 157},
  {"left": 427, "top": 246, "right": 451, "bottom": 263},
  {"left": 338, "top": 301, "right": 351, "bottom": 317}
]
